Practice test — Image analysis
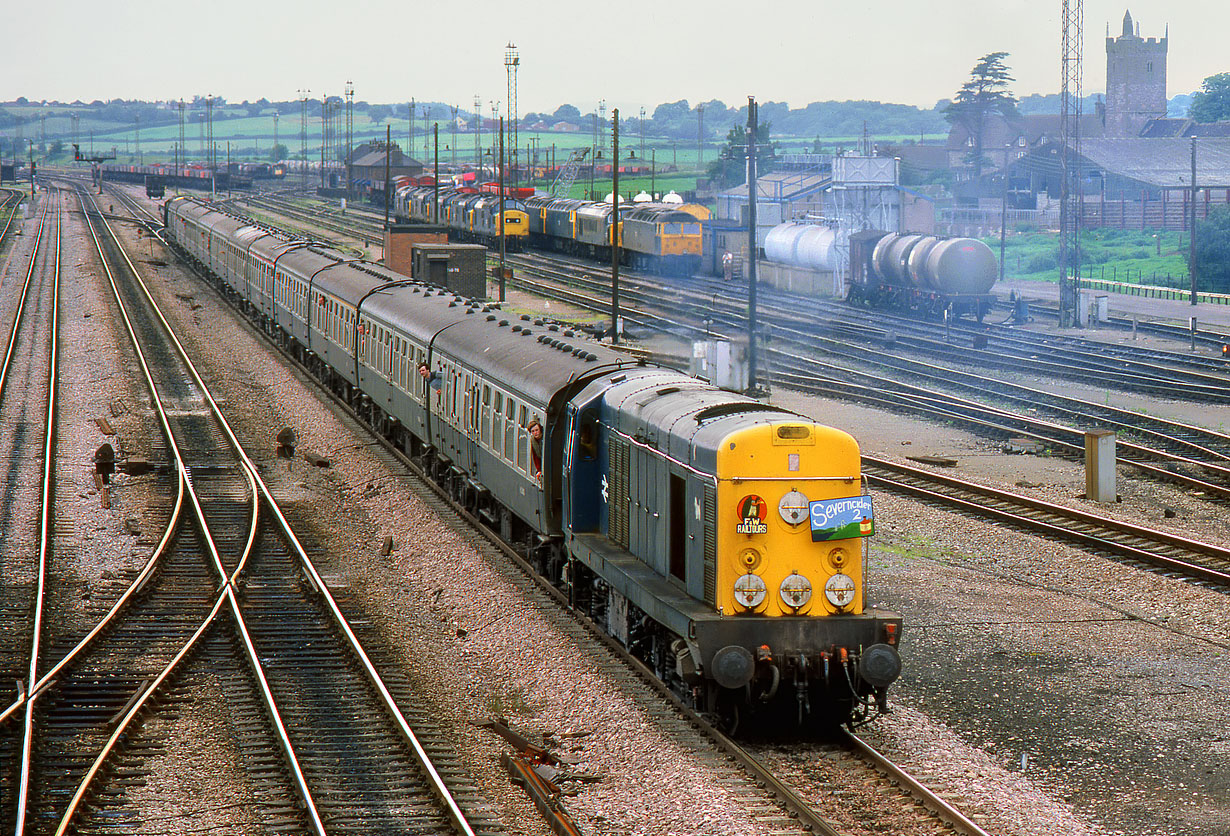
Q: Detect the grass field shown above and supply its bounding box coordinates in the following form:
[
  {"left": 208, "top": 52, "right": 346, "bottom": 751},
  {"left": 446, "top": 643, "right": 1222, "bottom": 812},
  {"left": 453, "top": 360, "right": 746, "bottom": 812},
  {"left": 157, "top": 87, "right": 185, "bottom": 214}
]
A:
[{"left": 987, "top": 227, "right": 1194, "bottom": 286}]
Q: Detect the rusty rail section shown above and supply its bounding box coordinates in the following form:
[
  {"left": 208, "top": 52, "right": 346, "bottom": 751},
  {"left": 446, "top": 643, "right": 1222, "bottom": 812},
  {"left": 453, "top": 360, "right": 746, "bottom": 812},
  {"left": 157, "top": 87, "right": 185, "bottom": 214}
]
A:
[{"left": 482, "top": 719, "right": 585, "bottom": 836}]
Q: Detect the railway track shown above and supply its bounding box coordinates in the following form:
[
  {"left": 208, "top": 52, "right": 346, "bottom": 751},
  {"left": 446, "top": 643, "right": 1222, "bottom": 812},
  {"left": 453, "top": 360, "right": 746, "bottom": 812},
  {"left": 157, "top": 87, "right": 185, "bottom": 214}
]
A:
[
  {"left": 4, "top": 181, "right": 499, "bottom": 835},
  {"left": 136, "top": 185, "right": 995, "bottom": 836},
  {"left": 0, "top": 191, "right": 60, "bottom": 836},
  {"left": 505, "top": 252, "right": 1230, "bottom": 495},
  {"left": 863, "top": 457, "right": 1230, "bottom": 588},
  {"left": 1007, "top": 295, "right": 1230, "bottom": 350}
]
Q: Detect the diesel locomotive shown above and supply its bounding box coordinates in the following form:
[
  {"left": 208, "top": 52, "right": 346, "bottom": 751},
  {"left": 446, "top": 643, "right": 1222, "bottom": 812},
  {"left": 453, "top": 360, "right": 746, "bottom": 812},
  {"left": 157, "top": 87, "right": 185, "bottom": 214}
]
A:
[
  {"left": 162, "top": 194, "right": 903, "bottom": 730},
  {"left": 392, "top": 183, "right": 704, "bottom": 276}
]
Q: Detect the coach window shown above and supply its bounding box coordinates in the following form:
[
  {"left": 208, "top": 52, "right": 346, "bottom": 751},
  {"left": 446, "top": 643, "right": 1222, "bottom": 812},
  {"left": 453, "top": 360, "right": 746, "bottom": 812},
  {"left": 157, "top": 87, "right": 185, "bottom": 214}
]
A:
[
  {"left": 493, "top": 391, "right": 504, "bottom": 455},
  {"left": 504, "top": 398, "right": 517, "bottom": 462},
  {"left": 481, "top": 386, "right": 492, "bottom": 445},
  {"left": 515, "top": 405, "right": 529, "bottom": 472}
]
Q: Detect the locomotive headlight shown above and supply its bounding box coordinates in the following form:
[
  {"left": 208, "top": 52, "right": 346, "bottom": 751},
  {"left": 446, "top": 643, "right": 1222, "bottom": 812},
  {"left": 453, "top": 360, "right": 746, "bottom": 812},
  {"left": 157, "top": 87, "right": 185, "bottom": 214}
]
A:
[
  {"left": 733, "top": 573, "right": 767, "bottom": 609},
  {"left": 824, "top": 573, "right": 857, "bottom": 609},
  {"left": 778, "top": 490, "right": 809, "bottom": 526},
  {"left": 779, "top": 573, "right": 813, "bottom": 610}
]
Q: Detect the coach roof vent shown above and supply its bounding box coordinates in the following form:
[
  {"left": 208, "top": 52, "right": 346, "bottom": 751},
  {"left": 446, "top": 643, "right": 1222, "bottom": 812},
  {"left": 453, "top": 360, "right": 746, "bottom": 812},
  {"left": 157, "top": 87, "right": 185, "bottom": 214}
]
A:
[
  {"left": 499, "top": 319, "right": 510, "bottom": 327},
  {"left": 486, "top": 314, "right": 497, "bottom": 321}
]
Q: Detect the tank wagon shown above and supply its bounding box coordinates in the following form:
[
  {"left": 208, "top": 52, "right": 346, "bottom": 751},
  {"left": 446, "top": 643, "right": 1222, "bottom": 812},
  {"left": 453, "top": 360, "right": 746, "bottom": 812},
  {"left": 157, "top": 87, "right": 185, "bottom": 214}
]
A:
[
  {"left": 849, "top": 231, "right": 998, "bottom": 320},
  {"left": 162, "top": 194, "right": 904, "bottom": 732}
]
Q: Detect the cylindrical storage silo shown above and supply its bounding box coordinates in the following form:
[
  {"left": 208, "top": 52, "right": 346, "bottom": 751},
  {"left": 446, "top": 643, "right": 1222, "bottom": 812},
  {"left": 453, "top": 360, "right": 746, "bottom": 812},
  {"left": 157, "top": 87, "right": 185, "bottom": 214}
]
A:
[
  {"left": 795, "top": 225, "right": 838, "bottom": 271},
  {"left": 764, "top": 223, "right": 805, "bottom": 266},
  {"left": 924, "top": 238, "right": 998, "bottom": 295}
]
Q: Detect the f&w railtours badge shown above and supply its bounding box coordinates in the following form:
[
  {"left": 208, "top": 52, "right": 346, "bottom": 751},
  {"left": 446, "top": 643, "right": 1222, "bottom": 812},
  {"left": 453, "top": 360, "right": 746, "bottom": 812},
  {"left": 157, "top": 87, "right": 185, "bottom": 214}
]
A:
[{"left": 736, "top": 495, "right": 768, "bottom": 534}]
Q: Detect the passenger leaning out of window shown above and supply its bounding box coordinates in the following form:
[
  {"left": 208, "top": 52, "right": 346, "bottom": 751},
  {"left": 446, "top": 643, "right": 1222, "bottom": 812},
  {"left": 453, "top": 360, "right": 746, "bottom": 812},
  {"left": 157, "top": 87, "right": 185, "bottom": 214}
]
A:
[
  {"left": 528, "top": 419, "right": 543, "bottom": 481},
  {"left": 418, "top": 363, "right": 442, "bottom": 393}
]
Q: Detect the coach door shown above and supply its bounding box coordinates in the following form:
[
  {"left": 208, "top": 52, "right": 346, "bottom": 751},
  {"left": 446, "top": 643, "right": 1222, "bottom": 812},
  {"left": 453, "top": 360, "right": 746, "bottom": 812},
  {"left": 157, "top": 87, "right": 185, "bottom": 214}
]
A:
[{"left": 562, "top": 400, "right": 602, "bottom": 534}]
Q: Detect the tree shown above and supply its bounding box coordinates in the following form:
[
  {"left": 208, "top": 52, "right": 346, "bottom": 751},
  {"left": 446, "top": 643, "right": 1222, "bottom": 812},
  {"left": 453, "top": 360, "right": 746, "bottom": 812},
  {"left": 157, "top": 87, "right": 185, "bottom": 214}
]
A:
[
  {"left": 945, "top": 51, "right": 1018, "bottom": 180},
  {"left": 705, "top": 121, "right": 776, "bottom": 189},
  {"left": 269, "top": 143, "right": 288, "bottom": 162},
  {"left": 1188, "top": 72, "right": 1230, "bottom": 123},
  {"left": 368, "top": 105, "right": 392, "bottom": 124},
  {"left": 552, "top": 104, "right": 580, "bottom": 121},
  {"left": 1195, "top": 205, "right": 1230, "bottom": 292}
]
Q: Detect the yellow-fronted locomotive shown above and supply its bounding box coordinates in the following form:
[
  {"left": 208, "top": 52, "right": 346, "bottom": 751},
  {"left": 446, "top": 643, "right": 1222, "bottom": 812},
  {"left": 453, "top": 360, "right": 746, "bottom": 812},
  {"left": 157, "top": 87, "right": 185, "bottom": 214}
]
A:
[{"left": 164, "top": 194, "right": 901, "bottom": 732}]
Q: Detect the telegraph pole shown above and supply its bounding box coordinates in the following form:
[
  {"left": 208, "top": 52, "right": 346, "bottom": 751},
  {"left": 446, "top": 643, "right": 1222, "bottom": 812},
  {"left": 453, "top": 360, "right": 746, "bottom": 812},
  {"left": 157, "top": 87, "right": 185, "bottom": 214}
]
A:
[
  {"left": 345, "top": 82, "right": 354, "bottom": 196},
  {"left": 1190, "top": 136, "right": 1198, "bottom": 305},
  {"left": 746, "top": 96, "right": 760, "bottom": 395},
  {"left": 433, "top": 123, "right": 439, "bottom": 223},
  {"left": 611, "top": 109, "right": 621, "bottom": 345}
]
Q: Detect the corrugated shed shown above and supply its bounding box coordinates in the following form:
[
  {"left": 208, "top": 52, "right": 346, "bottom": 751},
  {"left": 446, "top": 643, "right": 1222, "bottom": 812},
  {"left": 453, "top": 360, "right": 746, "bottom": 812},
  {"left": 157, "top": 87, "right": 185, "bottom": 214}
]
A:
[{"left": 1079, "top": 138, "right": 1230, "bottom": 188}]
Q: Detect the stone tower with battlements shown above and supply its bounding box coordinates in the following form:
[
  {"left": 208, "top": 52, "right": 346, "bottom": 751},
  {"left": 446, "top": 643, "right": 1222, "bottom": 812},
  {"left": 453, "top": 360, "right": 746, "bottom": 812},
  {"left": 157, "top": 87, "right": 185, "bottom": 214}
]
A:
[{"left": 1105, "top": 9, "right": 1168, "bottom": 137}]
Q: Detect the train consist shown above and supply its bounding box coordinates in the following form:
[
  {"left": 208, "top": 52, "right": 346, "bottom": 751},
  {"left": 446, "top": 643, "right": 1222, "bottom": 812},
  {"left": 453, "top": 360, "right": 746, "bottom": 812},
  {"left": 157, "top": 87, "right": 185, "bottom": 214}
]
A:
[
  {"left": 92, "top": 162, "right": 251, "bottom": 191},
  {"left": 849, "top": 231, "right": 998, "bottom": 320},
  {"left": 162, "top": 194, "right": 903, "bottom": 731},
  {"left": 393, "top": 183, "right": 530, "bottom": 251},
  {"left": 392, "top": 182, "right": 704, "bottom": 275}
]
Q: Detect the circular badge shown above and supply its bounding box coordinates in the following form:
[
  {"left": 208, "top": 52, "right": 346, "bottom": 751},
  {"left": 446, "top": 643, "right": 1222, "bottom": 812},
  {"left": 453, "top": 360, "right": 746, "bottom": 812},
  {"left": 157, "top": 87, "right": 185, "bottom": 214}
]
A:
[
  {"left": 735, "top": 495, "right": 769, "bottom": 535},
  {"left": 737, "top": 495, "right": 767, "bottom": 521},
  {"left": 778, "top": 490, "right": 809, "bottom": 526}
]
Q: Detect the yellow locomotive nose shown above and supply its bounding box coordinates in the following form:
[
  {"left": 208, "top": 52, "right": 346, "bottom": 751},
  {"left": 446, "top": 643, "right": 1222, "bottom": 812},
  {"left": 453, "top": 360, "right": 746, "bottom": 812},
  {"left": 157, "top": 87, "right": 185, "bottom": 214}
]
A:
[{"left": 716, "top": 423, "right": 870, "bottom": 617}]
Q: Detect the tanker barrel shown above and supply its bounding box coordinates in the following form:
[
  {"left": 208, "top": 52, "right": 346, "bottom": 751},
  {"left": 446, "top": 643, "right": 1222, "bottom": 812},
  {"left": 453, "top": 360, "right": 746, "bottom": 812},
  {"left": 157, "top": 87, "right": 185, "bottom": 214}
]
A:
[{"left": 924, "top": 238, "right": 998, "bottom": 296}]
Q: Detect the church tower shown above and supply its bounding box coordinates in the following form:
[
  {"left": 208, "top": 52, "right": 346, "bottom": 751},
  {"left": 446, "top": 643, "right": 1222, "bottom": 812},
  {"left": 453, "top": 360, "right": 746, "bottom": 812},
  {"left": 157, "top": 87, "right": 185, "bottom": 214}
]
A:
[{"left": 1105, "top": 10, "right": 1168, "bottom": 137}]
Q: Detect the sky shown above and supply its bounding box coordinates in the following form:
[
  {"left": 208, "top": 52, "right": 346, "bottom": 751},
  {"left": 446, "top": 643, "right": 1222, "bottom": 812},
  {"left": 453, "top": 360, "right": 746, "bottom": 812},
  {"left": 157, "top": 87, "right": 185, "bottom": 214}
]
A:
[{"left": 7, "top": 0, "right": 1226, "bottom": 113}]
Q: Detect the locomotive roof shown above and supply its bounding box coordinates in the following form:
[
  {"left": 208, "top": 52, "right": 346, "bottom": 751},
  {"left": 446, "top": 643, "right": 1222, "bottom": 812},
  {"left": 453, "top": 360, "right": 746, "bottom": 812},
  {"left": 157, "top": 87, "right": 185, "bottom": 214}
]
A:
[
  {"left": 601, "top": 372, "right": 796, "bottom": 474},
  {"left": 621, "top": 204, "right": 700, "bottom": 223}
]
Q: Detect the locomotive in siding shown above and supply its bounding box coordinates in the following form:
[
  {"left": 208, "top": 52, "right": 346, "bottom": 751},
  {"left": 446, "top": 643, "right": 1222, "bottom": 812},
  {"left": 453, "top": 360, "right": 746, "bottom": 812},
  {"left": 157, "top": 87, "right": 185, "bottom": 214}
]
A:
[
  {"left": 392, "top": 182, "right": 703, "bottom": 276},
  {"left": 162, "top": 195, "right": 903, "bottom": 730},
  {"left": 847, "top": 231, "right": 999, "bottom": 320}
]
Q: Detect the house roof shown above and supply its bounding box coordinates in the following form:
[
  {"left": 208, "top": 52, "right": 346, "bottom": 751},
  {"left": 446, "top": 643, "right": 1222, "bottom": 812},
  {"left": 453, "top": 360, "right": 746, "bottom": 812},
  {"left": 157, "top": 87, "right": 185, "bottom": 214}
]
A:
[
  {"left": 1139, "top": 118, "right": 1230, "bottom": 138},
  {"left": 352, "top": 148, "right": 423, "bottom": 169},
  {"left": 947, "top": 113, "right": 1105, "bottom": 151},
  {"left": 1022, "top": 138, "right": 1230, "bottom": 188},
  {"left": 717, "top": 170, "right": 831, "bottom": 202}
]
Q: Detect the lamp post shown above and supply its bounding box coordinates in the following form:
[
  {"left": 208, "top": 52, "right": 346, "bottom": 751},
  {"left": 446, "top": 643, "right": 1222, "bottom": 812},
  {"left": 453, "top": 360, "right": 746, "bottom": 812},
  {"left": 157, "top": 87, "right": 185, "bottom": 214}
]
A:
[{"left": 611, "top": 109, "right": 620, "bottom": 345}]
